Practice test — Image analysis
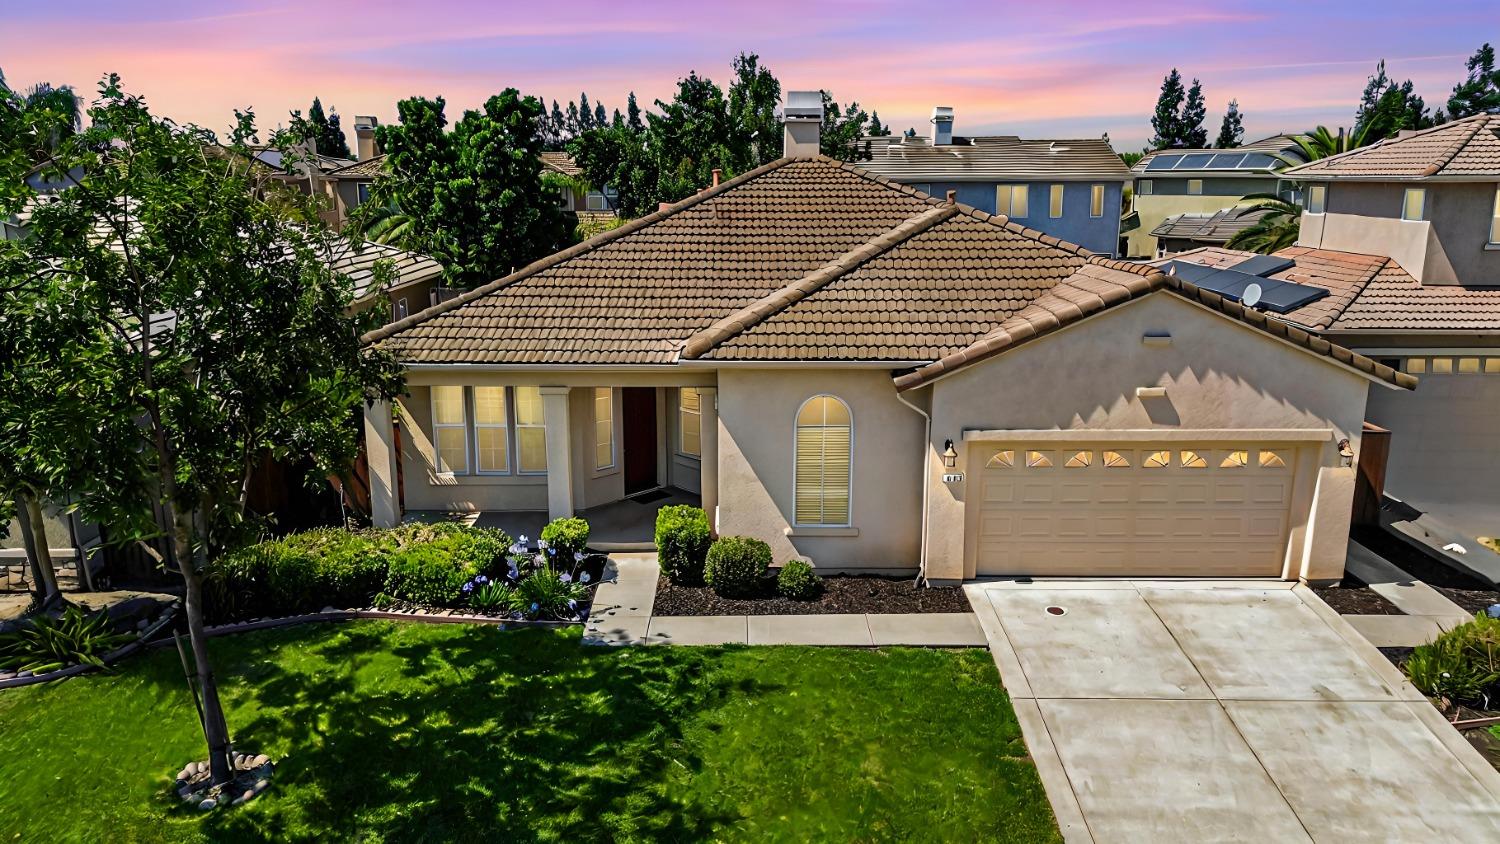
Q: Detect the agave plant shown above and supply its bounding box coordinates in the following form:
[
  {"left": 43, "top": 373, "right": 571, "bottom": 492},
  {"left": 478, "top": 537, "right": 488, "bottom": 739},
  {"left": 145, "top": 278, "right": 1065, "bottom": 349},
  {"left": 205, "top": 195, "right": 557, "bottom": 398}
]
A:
[
  {"left": 1225, "top": 195, "right": 1303, "bottom": 255},
  {"left": 0, "top": 606, "right": 135, "bottom": 674}
]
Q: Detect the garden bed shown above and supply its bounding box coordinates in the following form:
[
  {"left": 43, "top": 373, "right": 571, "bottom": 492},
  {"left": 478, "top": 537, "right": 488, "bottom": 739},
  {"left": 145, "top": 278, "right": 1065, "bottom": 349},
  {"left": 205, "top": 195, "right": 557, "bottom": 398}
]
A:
[
  {"left": 1310, "top": 573, "right": 1405, "bottom": 616},
  {"left": 653, "top": 573, "right": 974, "bottom": 616}
]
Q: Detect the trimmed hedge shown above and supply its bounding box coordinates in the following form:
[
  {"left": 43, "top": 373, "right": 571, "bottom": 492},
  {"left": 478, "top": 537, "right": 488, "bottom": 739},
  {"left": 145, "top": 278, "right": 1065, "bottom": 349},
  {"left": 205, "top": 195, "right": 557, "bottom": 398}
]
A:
[
  {"left": 655, "top": 505, "right": 712, "bottom": 584},
  {"left": 776, "top": 560, "right": 823, "bottom": 600},
  {"left": 704, "top": 535, "right": 772, "bottom": 597},
  {"left": 540, "top": 517, "right": 590, "bottom": 565}
]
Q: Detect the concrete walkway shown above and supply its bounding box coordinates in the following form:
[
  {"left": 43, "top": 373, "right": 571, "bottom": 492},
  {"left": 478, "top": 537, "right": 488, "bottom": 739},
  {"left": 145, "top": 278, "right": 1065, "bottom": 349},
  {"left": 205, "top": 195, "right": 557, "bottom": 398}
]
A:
[
  {"left": 583, "top": 552, "right": 986, "bottom": 647},
  {"left": 967, "top": 579, "right": 1500, "bottom": 843},
  {"left": 1341, "top": 539, "right": 1477, "bottom": 647}
]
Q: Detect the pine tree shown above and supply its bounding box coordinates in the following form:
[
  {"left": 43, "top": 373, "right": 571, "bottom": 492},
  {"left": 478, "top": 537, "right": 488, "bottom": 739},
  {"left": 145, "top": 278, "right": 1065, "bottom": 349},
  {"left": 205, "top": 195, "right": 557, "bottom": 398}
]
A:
[
  {"left": 1448, "top": 43, "right": 1500, "bottom": 118},
  {"left": 1215, "top": 99, "right": 1244, "bottom": 148},
  {"left": 296, "top": 96, "right": 352, "bottom": 158},
  {"left": 867, "top": 111, "right": 890, "bottom": 136},
  {"left": 1355, "top": 61, "right": 1435, "bottom": 139},
  {"left": 1150, "top": 69, "right": 1187, "bottom": 149},
  {"left": 578, "top": 93, "right": 594, "bottom": 130},
  {"left": 1182, "top": 79, "right": 1208, "bottom": 148},
  {"left": 594, "top": 102, "right": 607, "bottom": 127},
  {"left": 612, "top": 108, "right": 624, "bottom": 129},
  {"left": 566, "top": 101, "right": 581, "bottom": 137},
  {"left": 626, "top": 92, "right": 644, "bottom": 133}
]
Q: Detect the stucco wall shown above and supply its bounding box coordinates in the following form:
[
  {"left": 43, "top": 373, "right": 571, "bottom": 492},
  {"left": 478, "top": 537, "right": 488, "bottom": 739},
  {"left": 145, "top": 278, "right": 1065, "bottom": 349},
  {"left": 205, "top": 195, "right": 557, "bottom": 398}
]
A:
[
  {"left": 1313, "top": 181, "right": 1500, "bottom": 285},
  {"left": 1127, "top": 193, "right": 1264, "bottom": 258},
  {"left": 1363, "top": 370, "right": 1500, "bottom": 519},
  {"left": 921, "top": 293, "right": 1371, "bottom": 582},
  {"left": 397, "top": 385, "right": 549, "bottom": 513},
  {"left": 716, "top": 368, "right": 926, "bottom": 571},
  {"left": 904, "top": 180, "right": 1124, "bottom": 255}
]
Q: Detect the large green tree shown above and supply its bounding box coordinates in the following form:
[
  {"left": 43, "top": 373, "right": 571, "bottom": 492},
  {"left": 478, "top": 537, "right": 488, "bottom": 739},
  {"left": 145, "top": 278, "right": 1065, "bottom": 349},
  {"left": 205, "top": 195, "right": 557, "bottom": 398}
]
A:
[
  {"left": 1448, "top": 43, "right": 1500, "bottom": 118},
  {"left": 289, "top": 96, "right": 352, "bottom": 159},
  {"left": 1226, "top": 196, "right": 1303, "bottom": 254},
  {"left": 1355, "top": 60, "right": 1438, "bottom": 140},
  {"left": 1150, "top": 69, "right": 1187, "bottom": 149},
  {"left": 820, "top": 91, "right": 874, "bottom": 160},
  {"left": 728, "top": 53, "right": 782, "bottom": 168},
  {"left": 367, "top": 90, "right": 570, "bottom": 289},
  {"left": 1181, "top": 79, "right": 1208, "bottom": 148},
  {"left": 1215, "top": 99, "right": 1244, "bottom": 148},
  {"left": 7, "top": 75, "right": 404, "bottom": 785}
]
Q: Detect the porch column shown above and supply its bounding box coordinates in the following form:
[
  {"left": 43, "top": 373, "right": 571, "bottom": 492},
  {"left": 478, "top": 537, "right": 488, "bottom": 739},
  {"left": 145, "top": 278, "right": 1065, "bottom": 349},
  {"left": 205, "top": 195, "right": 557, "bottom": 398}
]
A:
[
  {"left": 540, "top": 386, "right": 574, "bottom": 520},
  {"left": 363, "top": 400, "right": 400, "bottom": 528},
  {"left": 698, "top": 386, "right": 719, "bottom": 533}
]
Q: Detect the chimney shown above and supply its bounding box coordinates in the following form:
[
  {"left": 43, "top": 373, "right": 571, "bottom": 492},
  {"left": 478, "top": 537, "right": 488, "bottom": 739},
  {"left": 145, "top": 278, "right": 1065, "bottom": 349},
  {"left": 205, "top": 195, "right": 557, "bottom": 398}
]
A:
[
  {"left": 931, "top": 106, "right": 954, "bottom": 146},
  {"left": 354, "top": 115, "right": 380, "bottom": 160},
  {"left": 782, "top": 90, "right": 823, "bottom": 157}
]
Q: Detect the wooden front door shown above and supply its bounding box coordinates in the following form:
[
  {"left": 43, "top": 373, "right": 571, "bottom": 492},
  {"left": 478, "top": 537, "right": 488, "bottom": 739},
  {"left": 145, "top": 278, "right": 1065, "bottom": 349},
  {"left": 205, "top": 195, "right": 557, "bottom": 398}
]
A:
[{"left": 621, "top": 387, "right": 658, "bottom": 495}]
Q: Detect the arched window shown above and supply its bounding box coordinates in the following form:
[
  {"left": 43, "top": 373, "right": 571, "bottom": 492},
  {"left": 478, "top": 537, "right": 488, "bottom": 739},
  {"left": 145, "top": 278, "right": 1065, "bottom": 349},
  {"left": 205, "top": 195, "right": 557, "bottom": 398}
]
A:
[{"left": 795, "top": 396, "right": 852, "bottom": 526}]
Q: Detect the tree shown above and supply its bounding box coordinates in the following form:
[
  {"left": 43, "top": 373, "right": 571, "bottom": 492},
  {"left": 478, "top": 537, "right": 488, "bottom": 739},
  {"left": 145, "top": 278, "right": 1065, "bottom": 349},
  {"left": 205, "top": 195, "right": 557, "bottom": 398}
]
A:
[
  {"left": 367, "top": 90, "right": 571, "bottom": 289},
  {"left": 289, "top": 97, "right": 351, "bottom": 158},
  {"left": 578, "top": 92, "right": 595, "bottom": 131},
  {"left": 1215, "top": 99, "right": 1244, "bottom": 148},
  {"left": 647, "top": 71, "right": 737, "bottom": 201},
  {"left": 1182, "top": 79, "right": 1208, "bottom": 148},
  {"left": 820, "top": 91, "right": 873, "bottom": 160},
  {"left": 9, "top": 75, "right": 403, "bottom": 786},
  {"left": 1276, "top": 124, "right": 1373, "bottom": 166},
  {"left": 1150, "top": 69, "right": 1187, "bottom": 148},
  {"left": 1225, "top": 196, "right": 1303, "bottom": 254},
  {"left": 727, "top": 52, "right": 782, "bottom": 167},
  {"left": 626, "top": 92, "right": 644, "bottom": 133},
  {"left": 1355, "top": 60, "right": 1437, "bottom": 140},
  {"left": 867, "top": 111, "right": 890, "bottom": 137},
  {"left": 593, "top": 102, "right": 607, "bottom": 128},
  {"left": 1448, "top": 43, "right": 1500, "bottom": 118},
  {"left": 0, "top": 70, "right": 82, "bottom": 162}
]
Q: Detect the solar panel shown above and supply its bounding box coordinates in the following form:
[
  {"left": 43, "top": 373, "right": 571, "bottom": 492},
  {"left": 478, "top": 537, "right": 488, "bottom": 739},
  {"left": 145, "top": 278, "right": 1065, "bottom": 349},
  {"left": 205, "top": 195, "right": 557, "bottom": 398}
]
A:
[
  {"left": 1230, "top": 254, "right": 1296, "bottom": 277},
  {"left": 1163, "top": 261, "right": 1328, "bottom": 314},
  {"left": 1163, "top": 260, "right": 1220, "bottom": 284},
  {"left": 1238, "top": 153, "right": 1276, "bottom": 169},
  {"left": 1205, "top": 153, "right": 1246, "bottom": 169},
  {"left": 1254, "top": 282, "right": 1329, "bottom": 313},
  {"left": 1145, "top": 154, "right": 1183, "bottom": 170},
  {"left": 1176, "top": 153, "right": 1215, "bottom": 169}
]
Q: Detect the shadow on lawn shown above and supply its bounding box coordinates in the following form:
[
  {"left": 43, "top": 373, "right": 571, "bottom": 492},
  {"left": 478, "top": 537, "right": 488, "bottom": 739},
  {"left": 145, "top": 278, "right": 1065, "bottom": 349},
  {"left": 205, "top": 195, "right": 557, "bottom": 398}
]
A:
[{"left": 168, "top": 623, "right": 750, "bottom": 841}]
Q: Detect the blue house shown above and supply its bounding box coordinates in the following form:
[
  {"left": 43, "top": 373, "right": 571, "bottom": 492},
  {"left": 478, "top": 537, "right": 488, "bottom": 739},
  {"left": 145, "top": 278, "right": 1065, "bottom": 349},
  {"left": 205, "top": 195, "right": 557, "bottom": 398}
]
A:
[{"left": 856, "top": 107, "right": 1132, "bottom": 256}]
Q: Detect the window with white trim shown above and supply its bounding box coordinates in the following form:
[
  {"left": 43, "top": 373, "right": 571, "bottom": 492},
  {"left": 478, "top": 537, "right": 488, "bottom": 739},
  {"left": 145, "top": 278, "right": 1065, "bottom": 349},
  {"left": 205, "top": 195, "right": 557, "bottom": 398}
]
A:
[
  {"left": 473, "top": 387, "right": 509, "bottom": 473},
  {"left": 996, "top": 184, "right": 1028, "bottom": 218},
  {"left": 514, "top": 386, "right": 548, "bottom": 473},
  {"left": 679, "top": 387, "right": 702, "bottom": 457},
  {"left": 1490, "top": 186, "right": 1500, "bottom": 243},
  {"left": 1307, "top": 185, "right": 1326, "bottom": 214},
  {"left": 1187, "top": 179, "right": 1203, "bottom": 195},
  {"left": 431, "top": 386, "right": 469, "bottom": 474},
  {"left": 1089, "top": 184, "right": 1105, "bottom": 217},
  {"left": 1138, "top": 179, "right": 1153, "bottom": 196},
  {"left": 1402, "top": 188, "right": 1425, "bottom": 221},
  {"left": 586, "top": 186, "right": 618, "bottom": 211},
  {"left": 594, "top": 387, "right": 615, "bottom": 470},
  {"left": 1049, "top": 184, "right": 1064, "bottom": 218},
  {"left": 794, "top": 396, "right": 852, "bottom": 526},
  {"left": 394, "top": 297, "right": 409, "bottom": 320}
]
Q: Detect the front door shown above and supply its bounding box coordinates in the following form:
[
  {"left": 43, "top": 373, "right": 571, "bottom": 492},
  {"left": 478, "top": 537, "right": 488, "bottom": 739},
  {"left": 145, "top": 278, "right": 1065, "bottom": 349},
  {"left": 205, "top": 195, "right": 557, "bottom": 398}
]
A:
[{"left": 621, "top": 387, "right": 658, "bottom": 495}]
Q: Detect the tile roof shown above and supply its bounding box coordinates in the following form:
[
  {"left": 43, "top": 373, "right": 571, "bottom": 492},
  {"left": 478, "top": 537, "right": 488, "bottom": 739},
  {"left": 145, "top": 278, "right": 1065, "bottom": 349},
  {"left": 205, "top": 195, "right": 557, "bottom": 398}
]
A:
[
  {"left": 858, "top": 136, "right": 1132, "bottom": 182},
  {"left": 365, "top": 155, "right": 1412, "bottom": 389},
  {"left": 327, "top": 154, "right": 387, "bottom": 179},
  {"left": 1132, "top": 135, "right": 1303, "bottom": 174},
  {"left": 1160, "top": 245, "right": 1500, "bottom": 332},
  {"left": 1149, "top": 207, "right": 1270, "bottom": 244},
  {"left": 540, "top": 151, "right": 584, "bottom": 178},
  {"left": 1284, "top": 114, "right": 1500, "bottom": 180},
  {"left": 893, "top": 258, "right": 1415, "bottom": 392},
  {"left": 327, "top": 240, "right": 444, "bottom": 302}
]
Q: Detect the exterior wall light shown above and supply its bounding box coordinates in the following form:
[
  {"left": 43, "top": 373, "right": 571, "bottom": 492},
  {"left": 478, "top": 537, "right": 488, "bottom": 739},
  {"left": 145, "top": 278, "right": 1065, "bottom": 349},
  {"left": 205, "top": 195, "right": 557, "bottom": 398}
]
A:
[
  {"left": 942, "top": 440, "right": 959, "bottom": 468},
  {"left": 1338, "top": 438, "right": 1354, "bottom": 468}
]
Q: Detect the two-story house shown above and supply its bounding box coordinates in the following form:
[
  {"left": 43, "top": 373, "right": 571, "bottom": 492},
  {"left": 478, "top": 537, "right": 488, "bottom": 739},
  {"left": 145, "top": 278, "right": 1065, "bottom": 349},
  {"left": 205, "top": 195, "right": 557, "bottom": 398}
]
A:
[
  {"left": 857, "top": 108, "right": 1132, "bottom": 256},
  {"left": 1129, "top": 135, "right": 1305, "bottom": 258},
  {"left": 1158, "top": 114, "right": 1500, "bottom": 549}
]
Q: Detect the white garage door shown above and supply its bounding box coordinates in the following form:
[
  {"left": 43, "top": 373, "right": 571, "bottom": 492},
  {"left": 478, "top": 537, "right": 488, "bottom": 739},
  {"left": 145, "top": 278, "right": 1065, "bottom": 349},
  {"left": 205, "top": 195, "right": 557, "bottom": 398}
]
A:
[{"left": 971, "top": 444, "right": 1296, "bottom": 577}]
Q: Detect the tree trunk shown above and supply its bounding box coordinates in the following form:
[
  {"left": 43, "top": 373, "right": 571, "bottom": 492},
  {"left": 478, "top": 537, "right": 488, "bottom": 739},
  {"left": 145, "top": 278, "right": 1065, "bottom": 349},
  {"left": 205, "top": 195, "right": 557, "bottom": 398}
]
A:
[
  {"left": 19, "top": 493, "right": 61, "bottom": 609},
  {"left": 172, "top": 510, "right": 235, "bottom": 786}
]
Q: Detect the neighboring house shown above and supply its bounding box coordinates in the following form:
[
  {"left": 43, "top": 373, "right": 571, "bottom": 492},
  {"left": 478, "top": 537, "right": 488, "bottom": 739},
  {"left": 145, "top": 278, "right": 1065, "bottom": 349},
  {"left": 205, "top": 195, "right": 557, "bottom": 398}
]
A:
[
  {"left": 356, "top": 95, "right": 1407, "bottom": 586},
  {"left": 1153, "top": 114, "right": 1500, "bottom": 539},
  {"left": 1127, "top": 135, "right": 1304, "bottom": 258},
  {"left": 1149, "top": 206, "right": 1272, "bottom": 256},
  {"left": 857, "top": 108, "right": 1131, "bottom": 256}
]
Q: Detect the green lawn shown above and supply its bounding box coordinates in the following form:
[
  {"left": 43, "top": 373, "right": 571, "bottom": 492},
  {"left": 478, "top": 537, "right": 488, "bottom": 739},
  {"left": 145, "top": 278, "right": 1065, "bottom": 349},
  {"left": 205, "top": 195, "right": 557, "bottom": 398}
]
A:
[{"left": 0, "top": 622, "right": 1058, "bottom": 843}]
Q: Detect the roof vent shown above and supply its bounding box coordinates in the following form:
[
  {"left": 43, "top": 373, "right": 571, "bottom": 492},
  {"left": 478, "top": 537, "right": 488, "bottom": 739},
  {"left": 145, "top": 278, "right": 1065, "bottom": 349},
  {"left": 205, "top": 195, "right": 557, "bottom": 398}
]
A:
[{"left": 931, "top": 106, "right": 954, "bottom": 146}]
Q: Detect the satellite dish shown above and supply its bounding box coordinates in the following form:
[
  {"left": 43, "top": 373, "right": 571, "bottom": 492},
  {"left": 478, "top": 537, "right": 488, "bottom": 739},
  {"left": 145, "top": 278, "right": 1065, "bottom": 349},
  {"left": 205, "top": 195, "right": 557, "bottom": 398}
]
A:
[{"left": 1242, "top": 282, "right": 1263, "bottom": 309}]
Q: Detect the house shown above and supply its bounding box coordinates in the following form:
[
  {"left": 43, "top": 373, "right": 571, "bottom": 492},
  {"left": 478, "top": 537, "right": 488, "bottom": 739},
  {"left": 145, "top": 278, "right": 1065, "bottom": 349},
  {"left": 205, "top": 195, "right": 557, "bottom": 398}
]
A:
[
  {"left": 1149, "top": 206, "right": 1273, "bottom": 256},
  {"left": 357, "top": 93, "right": 1409, "bottom": 585},
  {"left": 1127, "top": 135, "right": 1304, "bottom": 258},
  {"left": 855, "top": 107, "right": 1131, "bottom": 256},
  {"left": 1154, "top": 114, "right": 1500, "bottom": 540}
]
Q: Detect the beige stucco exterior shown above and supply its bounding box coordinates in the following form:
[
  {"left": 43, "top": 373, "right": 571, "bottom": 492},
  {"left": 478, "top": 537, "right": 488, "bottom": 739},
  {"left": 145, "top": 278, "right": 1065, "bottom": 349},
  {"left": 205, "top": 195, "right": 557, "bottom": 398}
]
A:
[{"left": 1127, "top": 194, "right": 1253, "bottom": 258}]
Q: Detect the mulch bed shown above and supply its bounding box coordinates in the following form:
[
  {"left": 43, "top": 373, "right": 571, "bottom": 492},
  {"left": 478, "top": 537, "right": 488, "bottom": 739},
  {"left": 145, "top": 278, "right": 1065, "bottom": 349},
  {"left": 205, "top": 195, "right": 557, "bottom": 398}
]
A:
[
  {"left": 1351, "top": 525, "right": 1500, "bottom": 617},
  {"left": 1433, "top": 587, "right": 1500, "bottom": 616},
  {"left": 1310, "top": 572, "right": 1405, "bottom": 616},
  {"left": 652, "top": 574, "right": 974, "bottom": 616}
]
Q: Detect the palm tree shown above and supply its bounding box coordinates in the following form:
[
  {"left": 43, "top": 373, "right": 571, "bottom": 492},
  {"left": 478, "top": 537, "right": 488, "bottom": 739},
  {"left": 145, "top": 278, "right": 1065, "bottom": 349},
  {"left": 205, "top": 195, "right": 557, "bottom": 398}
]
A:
[
  {"left": 1225, "top": 195, "right": 1302, "bottom": 254},
  {"left": 1274, "top": 124, "right": 1373, "bottom": 168},
  {"left": 1, "top": 69, "right": 82, "bottom": 162},
  {"left": 349, "top": 201, "right": 419, "bottom": 250}
]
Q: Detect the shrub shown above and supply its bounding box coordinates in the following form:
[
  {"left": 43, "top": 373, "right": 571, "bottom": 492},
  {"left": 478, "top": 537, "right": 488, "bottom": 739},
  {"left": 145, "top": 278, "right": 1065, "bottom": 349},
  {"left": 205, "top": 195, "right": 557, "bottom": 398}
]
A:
[
  {"left": 655, "top": 505, "right": 711, "bottom": 584},
  {"left": 704, "top": 536, "right": 772, "bottom": 597},
  {"left": 0, "top": 606, "right": 134, "bottom": 674},
  {"left": 384, "top": 526, "right": 512, "bottom": 607},
  {"left": 540, "top": 517, "right": 591, "bottom": 565},
  {"left": 205, "top": 528, "right": 393, "bottom": 622},
  {"left": 515, "top": 567, "right": 589, "bottom": 620},
  {"left": 1403, "top": 614, "right": 1500, "bottom": 707},
  {"left": 776, "top": 560, "right": 823, "bottom": 600},
  {"left": 467, "top": 578, "right": 521, "bottom": 614}
]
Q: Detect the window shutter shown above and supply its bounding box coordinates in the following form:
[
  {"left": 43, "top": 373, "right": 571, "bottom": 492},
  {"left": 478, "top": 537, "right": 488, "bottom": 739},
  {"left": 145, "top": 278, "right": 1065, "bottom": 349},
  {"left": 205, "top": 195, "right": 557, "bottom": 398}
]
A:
[{"left": 794, "top": 398, "right": 852, "bottom": 526}]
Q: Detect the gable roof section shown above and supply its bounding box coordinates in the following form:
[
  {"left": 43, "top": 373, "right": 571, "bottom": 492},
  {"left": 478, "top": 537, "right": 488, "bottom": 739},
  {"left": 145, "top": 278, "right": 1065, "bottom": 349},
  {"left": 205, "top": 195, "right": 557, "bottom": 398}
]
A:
[
  {"left": 1150, "top": 207, "right": 1270, "bottom": 244},
  {"left": 859, "top": 136, "right": 1132, "bottom": 182},
  {"left": 327, "top": 154, "right": 387, "bottom": 179},
  {"left": 540, "top": 151, "right": 584, "bottom": 178},
  {"left": 1132, "top": 135, "right": 1303, "bottom": 174},
  {"left": 364, "top": 157, "right": 939, "bottom": 364},
  {"left": 1284, "top": 114, "right": 1500, "bottom": 180},
  {"left": 893, "top": 259, "right": 1416, "bottom": 391}
]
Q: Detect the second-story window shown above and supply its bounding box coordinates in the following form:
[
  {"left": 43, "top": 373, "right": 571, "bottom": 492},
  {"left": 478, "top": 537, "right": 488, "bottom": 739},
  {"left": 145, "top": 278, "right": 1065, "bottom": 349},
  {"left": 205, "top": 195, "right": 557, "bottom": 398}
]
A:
[
  {"left": 1187, "top": 179, "right": 1203, "bottom": 195},
  {"left": 1089, "top": 184, "right": 1105, "bottom": 217},
  {"left": 1490, "top": 186, "right": 1500, "bottom": 243},
  {"left": 1138, "top": 179, "right": 1153, "bottom": 196},
  {"left": 1049, "top": 184, "right": 1064, "bottom": 218},
  {"left": 1307, "top": 185, "right": 1327, "bottom": 214},
  {"left": 1402, "top": 188, "right": 1426, "bottom": 221},
  {"left": 996, "top": 184, "right": 1028, "bottom": 218}
]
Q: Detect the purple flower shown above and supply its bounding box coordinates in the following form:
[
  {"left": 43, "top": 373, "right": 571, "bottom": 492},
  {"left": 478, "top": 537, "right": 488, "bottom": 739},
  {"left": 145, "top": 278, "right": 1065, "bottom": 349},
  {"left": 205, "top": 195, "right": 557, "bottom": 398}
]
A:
[
  {"left": 538, "top": 539, "right": 549, "bottom": 549},
  {"left": 530, "top": 602, "right": 539, "bottom": 613},
  {"left": 573, "top": 552, "right": 584, "bottom": 562},
  {"left": 462, "top": 582, "right": 474, "bottom": 593},
  {"left": 559, "top": 572, "right": 572, "bottom": 583},
  {"left": 580, "top": 572, "right": 591, "bottom": 584},
  {"left": 476, "top": 575, "right": 488, "bottom": 584}
]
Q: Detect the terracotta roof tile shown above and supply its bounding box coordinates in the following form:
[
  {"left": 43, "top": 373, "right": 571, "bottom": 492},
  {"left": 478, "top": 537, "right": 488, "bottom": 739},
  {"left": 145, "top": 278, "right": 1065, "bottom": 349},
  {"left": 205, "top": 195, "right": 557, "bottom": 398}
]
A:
[
  {"left": 326, "top": 154, "right": 387, "bottom": 179},
  {"left": 540, "top": 151, "right": 585, "bottom": 178},
  {"left": 859, "top": 135, "right": 1131, "bottom": 182},
  {"left": 1285, "top": 115, "right": 1500, "bottom": 180}
]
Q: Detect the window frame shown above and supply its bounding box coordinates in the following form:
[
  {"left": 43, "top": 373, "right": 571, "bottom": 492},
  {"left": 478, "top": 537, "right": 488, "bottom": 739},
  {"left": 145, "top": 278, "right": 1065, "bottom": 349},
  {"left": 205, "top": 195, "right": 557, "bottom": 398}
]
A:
[
  {"left": 593, "top": 387, "right": 616, "bottom": 471},
  {"left": 1402, "top": 188, "right": 1426, "bottom": 221},
  {"left": 793, "top": 395, "right": 853, "bottom": 528},
  {"left": 472, "top": 386, "right": 511, "bottom": 475},
  {"left": 1306, "top": 184, "right": 1326, "bottom": 215},
  {"left": 996, "top": 184, "right": 1028, "bottom": 218},
  {"left": 1049, "top": 184, "right": 1064, "bottom": 218},
  {"left": 1187, "top": 179, "right": 1203, "bottom": 195},
  {"left": 393, "top": 297, "right": 409, "bottom": 321},
  {"left": 678, "top": 387, "right": 702, "bottom": 459},
  {"left": 585, "top": 186, "right": 618, "bottom": 212},
  {"left": 1138, "top": 179, "right": 1153, "bottom": 196},
  {"left": 430, "top": 386, "right": 470, "bottom": 476},
  {"left": 1089, "top": 184, "right": 1105, "bottom": 218},
  {"left": 513, "top": 386, "right": 549, "bottom": 475},
  {"left": 1490, "top": 186, "right": 1500, "bottom": 244}
]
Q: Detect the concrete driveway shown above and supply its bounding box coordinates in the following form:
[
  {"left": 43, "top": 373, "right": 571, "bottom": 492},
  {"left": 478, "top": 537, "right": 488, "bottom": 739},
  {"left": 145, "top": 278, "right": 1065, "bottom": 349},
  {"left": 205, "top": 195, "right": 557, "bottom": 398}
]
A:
[{"left": 967, "top": 580, "right": 1500, "bottom": 843}]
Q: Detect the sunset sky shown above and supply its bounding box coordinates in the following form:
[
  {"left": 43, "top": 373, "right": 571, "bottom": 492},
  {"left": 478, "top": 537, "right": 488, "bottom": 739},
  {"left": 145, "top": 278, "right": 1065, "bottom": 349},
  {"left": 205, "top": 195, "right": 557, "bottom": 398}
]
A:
[{"left": 2, "top": 1, "right": 1492, "bottom": 152}]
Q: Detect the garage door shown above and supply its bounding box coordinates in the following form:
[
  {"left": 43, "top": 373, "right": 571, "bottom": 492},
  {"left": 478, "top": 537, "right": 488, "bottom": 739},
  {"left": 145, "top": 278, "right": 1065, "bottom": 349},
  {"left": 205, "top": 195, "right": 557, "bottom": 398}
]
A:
[{"left": 972, "top": 444, "right": 1296, "bottom": 577}]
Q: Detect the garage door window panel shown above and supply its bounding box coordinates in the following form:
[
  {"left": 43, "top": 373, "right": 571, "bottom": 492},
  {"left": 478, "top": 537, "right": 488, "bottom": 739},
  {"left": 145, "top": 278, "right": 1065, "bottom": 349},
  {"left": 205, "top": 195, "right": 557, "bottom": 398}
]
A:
[
  {"left": 1064, "top": 450, "right": 1093, "bottom": 468},
  {"left": 1026, "top": 451, "right": 1052, "bottom": 468}
]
